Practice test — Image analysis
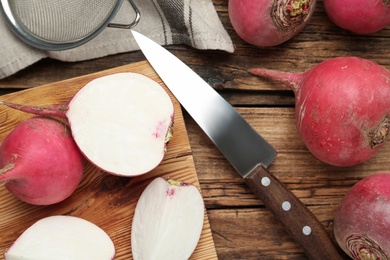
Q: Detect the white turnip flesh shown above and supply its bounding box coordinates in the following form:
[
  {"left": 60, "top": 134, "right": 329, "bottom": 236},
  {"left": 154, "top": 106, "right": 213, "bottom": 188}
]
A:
[
  {"left": 228, "top": 0, "right": 317, "bottom": 46},
  {"left": 250, "top": 57, "right": 390, "bottom": 166},
  {"left": 131, "top": 177, "right": 204, "bottom": 260},
  {"left": 0, "top": 117, "right": 84, "bottom": 205},
  {"left": 5, "top": 215, "right": 115, "bottom": 260},
  {"left": 334, "top": 173, "right": 390, "bottom": 259},
  {"left": 0, "top": 72, "right": 174, "bottom": 177},
  {"left": 323, "top": 0, "right": 390, "bottom": 34}
]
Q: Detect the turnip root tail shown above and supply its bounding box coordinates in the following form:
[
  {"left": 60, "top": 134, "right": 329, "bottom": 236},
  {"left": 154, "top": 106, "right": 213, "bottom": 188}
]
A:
[
  {"left": 0, "top": 101, "right": 68, "bottom": 119},
  {"left": 249, "top": 68, "right": 303, "bottom": 93}
]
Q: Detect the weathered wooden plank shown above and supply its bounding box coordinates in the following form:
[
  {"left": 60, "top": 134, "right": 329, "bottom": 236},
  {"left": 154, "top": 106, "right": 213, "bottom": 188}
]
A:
[
  {"left": 0, "top": 62, "right": 217, "bottom": 259},
  {"left": 207, "top": 207, "right": 348, "bottom": 259}
]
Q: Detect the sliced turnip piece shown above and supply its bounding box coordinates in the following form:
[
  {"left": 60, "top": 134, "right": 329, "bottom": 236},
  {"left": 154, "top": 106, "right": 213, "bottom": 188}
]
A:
[
  {"left": 131, "top": 177, "right": 204, "bottom": 259},
  {"left": 1, "top": 72, "right": 174, "bottom": 177},
  {"left": 67, "top": 73, "right": 174, "bottom": 176},
  {"left": 5, "top": 215, "right": 115, "bottom": 260}
]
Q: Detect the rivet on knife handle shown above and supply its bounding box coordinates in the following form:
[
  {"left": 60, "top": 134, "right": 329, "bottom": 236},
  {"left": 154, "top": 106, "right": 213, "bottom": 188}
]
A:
[{"left": 245, "top": 164, "right": 344, "bottom": 260}]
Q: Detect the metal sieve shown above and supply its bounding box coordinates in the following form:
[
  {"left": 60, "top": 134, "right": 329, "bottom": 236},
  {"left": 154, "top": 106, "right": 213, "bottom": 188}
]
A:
[{"left": 0, "top": 0, "right": 140, "bottom": 50}]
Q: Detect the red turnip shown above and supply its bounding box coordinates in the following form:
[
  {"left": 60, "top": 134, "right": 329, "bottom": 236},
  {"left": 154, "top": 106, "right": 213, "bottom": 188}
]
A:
[
  {"left": 250, "top": 57, "right": 390, "bottom": 166},
  {"left": 0, "top": 117, "right": 84, "bottom": 205},
  {"left": 334, "top": 173, "right": 390, "bottom": 259},
  {"left": 131, "top": 177, "right": 204, "bottom": 259},
  {"left": 5, "top": 215, "right": 115, "bottom": 259},
  {"left": 228, "top": 0, "right": 317, "bottom": 46},
  {"left": 323, "top": 0, "right": 390, "bottom": 34},
  {"left": 0, "top": 72, "right": 174, "bottom": 177}
]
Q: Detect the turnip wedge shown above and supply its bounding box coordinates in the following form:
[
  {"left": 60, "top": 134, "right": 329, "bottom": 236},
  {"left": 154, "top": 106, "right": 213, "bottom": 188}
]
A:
[
  {"left": 0, "top": 72, "right": 174, "bottom": 177},
  {"left": 131, "top": 177, "right": 204, "bottom": 260},
  {"left": 4, "top": 215, "right": 115, "bottom": 260}
]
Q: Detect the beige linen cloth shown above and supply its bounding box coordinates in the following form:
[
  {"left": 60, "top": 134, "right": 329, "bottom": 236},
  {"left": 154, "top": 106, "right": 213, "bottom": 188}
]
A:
[{"left": 0, "top": 0, "right": 234, "bottom": 79}]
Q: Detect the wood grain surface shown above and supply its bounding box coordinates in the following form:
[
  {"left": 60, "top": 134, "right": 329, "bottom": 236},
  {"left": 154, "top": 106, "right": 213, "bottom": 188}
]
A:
[
  {"left": 1, "top": 0, "right": 390, "bottom": 259},
  {"left": 0, "top": 62, "right": 217, "bottom": 259}
]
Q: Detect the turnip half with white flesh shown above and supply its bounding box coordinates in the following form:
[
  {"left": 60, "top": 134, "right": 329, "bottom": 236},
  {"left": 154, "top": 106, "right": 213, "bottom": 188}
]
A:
[
  {"left": 0, "top": 73, "right": 174, "bottom": 177},
  {"left": 131, "top": 177, "right": 205, "bottom": 260},
  {"left": 5, "top": 215, "right": 115, "bottom": 260}
]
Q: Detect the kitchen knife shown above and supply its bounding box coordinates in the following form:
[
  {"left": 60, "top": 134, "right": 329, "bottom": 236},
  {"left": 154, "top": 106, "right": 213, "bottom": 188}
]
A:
[{"left": 131, "top": 30, "right": 343, "bottom": 259}]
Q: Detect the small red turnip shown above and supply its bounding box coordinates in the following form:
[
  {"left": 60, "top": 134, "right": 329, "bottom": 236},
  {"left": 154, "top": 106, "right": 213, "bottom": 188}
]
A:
[
  {"left": 0, "top": 72, "right": 174, "bottom": 177},
  {"left": 0, "top": 117, "right": 84, "bottom": 205},
  {"left": 250, "top": 57, "right": 390, "bottom": 166},
  {"left": 131, "top": 177, "right": 204, "bottom": 259},
  {"left": 228, "top": 0, "right": 317, "bottom": 46},
  {"left": 323, "top": 0, "right": 390, "bottom": 34},
  {"left": 334, "top": 173, "right": 390, "bottom": 259},
  {"left": 5, "top": 215, "right": 115, "bottom": 259}
]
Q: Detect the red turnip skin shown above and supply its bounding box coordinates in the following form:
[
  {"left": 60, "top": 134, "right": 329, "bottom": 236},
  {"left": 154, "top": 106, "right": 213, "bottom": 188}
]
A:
[
  {"left": 324, "top": 0, "right": 390, "bottom": 34},
  {"left": 228, "top": 0, "right": 317, "bottom": 46},
  {"left": 250, "top": 57, "right": 390, "bottom": 166},
  {"left": 0, "top": 117, "right": 84, "bottom": 205},
  {"left": 334, "top": 173, "right": 390, "bottom": 259}
]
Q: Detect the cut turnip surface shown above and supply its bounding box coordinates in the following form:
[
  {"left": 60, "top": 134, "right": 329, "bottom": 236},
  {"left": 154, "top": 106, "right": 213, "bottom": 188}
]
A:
[
  {"left": 0, "top": 72, "right": 174, "bottom": 177},
  {"left": 4, "top": 215, "right": 115, "bottom": 260},
  {"left": 131, "top": 177, "right": 205, "bottom": 260}
]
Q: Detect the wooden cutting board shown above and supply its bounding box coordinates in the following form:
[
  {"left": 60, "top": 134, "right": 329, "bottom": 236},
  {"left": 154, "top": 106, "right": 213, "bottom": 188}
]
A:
[{"left": 0, "top": 61, "right": 218, "bottom": 259}]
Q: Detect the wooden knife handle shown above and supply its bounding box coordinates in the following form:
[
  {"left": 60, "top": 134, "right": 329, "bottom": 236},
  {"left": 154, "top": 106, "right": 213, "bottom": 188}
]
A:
[{"left": 245, "top": 164, "right": 345, "bottom": 259}]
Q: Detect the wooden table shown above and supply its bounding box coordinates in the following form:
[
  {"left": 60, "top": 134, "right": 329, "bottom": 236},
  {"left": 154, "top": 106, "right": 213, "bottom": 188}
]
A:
[{"left": 1, "top": 0, "right": 389, "bottom": 259}]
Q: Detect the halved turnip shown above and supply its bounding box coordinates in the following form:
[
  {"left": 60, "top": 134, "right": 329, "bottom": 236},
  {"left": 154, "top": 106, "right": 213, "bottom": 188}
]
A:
[
  {"left": 5, "top": 215, "right": 115, "bottom": 260},
  {"left": 131, "top": 177, "right": 204, "bottom": 259},
  {"left": 1, "top": 72, "right": 174, "bottom": 177}
]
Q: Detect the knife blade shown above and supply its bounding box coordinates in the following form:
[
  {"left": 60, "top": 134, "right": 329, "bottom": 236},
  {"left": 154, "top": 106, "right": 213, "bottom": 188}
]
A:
[{"left": 131, "top": 30, "right": 343, "bottom": 259}]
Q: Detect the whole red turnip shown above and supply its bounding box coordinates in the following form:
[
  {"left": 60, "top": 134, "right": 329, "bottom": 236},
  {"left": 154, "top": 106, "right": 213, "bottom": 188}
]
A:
[
  {"left": 228, "top": 0, "right": 317, "bottom": 46},
  {"left": 250, "top": 57, "right": 390, "bottom": 166},
  {"left": 323, "top": 0, "right": 390, "bottom": 34},
  {"left": 0, "top": 117, "right": 84, "bottom": 205},
  {"left": 334, "top": 173, "right": 390, "bottom": 259}
]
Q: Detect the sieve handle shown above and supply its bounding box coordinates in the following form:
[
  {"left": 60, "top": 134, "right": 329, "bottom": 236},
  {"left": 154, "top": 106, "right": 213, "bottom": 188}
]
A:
[{"left": 108, "top": 0, "right": 141, "bottom": 29}]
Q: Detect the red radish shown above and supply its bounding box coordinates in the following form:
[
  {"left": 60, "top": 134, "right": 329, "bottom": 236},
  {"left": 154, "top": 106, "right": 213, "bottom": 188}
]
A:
[
  {"left": 5, "top": 215, "right": 115, "bottom": 259},
  {"left": 131, "top": 177, "right": 204, "bottom": 259},
  {"left": 0, "top": 117, "right": 84, "bottom": 205},
  {"left": 228, "top": 0, "right": 317, "bottom": 46},
  {"left": 250, "top": 57, "right": 390, "bottom": 166},
  {"left": 0, "top": 72, "right": 174, "bottom": 177},
  {"left": 323, "top": 0, "right": 390, "bottom": 34},
  {"left": 334, "top": 173, "right": 390, "bottom": 259}
]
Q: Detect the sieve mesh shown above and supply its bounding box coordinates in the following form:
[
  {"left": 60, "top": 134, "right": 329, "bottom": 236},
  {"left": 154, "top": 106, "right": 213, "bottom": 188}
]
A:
[{"left": 9, "top": 0, "right": 120, "bottom": 43}]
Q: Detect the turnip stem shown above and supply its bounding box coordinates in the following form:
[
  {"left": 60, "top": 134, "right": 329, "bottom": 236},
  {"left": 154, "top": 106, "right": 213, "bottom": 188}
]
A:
[
  {"left": 249, "top": 68, "right": 303, "bottom": 93},
  {"left": 0, "top": 101, "right": 68, "bottom": 118}
]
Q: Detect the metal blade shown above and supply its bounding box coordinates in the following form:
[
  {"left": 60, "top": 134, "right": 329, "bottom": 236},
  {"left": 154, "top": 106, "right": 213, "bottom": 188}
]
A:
[{"left": 132, "top": 30, "right": 277, "bottom": 177}]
